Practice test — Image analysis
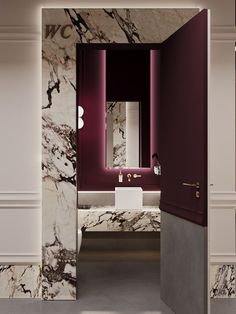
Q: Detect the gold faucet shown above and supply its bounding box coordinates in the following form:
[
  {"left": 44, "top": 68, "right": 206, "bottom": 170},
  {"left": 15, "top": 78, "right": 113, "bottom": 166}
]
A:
[{"left": 133, "top": 174, "right": 142, "bottom": 178}]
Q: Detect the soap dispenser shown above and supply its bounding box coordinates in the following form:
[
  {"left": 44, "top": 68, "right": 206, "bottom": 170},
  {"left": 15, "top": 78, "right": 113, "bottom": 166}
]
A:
[{"left": 118, "top": 170, "right": 123, "bottom": 183}]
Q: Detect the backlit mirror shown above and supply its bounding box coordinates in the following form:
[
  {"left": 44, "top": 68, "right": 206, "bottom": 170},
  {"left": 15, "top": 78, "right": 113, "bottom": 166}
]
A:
[{"left": 105, "top": 48, "right": 151, "bottom": 169}]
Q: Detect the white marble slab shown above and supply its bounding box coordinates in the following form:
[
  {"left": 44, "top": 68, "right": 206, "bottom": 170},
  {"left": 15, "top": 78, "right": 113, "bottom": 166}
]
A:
[
  {"left": 0, "top": 266, "right": 41, "bottom": 298},
  {"left": 78, "top": 206, "right": 160, "bottom": 232},
  {"left": 42, "top": 9, "right": 78, "bottom": 300},
  {"left": 210, "top": 265, "right": 235, "bottom": 298}
]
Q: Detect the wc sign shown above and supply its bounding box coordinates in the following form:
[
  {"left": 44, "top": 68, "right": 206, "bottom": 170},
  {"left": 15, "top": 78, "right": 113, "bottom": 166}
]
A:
[{"left": 45, "top": 24, "right": 74, "bottom": 39}]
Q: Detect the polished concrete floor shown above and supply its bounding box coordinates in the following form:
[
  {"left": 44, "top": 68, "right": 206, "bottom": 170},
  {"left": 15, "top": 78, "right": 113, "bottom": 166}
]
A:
[{"left": 0, "top": 261, "right": 173, "bottom": 314}]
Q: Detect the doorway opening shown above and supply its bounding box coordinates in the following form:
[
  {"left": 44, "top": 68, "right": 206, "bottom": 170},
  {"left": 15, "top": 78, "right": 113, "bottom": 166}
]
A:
[{"left": 76, "top": 9, "right": 208, "bottom": 314}]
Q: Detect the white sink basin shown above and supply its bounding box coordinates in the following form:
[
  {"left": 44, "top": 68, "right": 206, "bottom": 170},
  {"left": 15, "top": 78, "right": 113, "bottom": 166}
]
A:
[{"left": 115, "top": 187, "right": 143, "bottom": 210}]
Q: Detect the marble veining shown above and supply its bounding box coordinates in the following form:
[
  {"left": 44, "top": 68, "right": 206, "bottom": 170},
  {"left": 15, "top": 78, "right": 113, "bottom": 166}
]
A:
[
  {"left": 65, "top": 8, "right": 198, "bottom": 44},
  {"left": 42, "top": 116, "right": 76, "bottom": 185},
  {"left": 42, "top": 223, "right": 76, "bottom": 300},
  {"left": 42, "top": 8, "right": 198, "bottom": 300},
  {"left": 210, "top": 265, "right": 235, "bottom": 298},
  {"left": 0, "top": 266, "right": 41, "bottom": 298},
  {"left": 42, "top": 178, "right": 77, "bottom": 300},
  {"left": 106, "top": 101, "right": 126, "bottom": 168},
  {"left": 78, "top": 207, "right": 160, "bottom": 232},
  {"left": 42, "top": 8, "right": 78, "bottom": 300}
]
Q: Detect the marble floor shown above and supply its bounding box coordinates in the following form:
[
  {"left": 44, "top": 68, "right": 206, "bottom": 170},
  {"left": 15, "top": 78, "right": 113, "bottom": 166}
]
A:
[{"left": 0, "top": 261, "right": 173, "bottom": 314}]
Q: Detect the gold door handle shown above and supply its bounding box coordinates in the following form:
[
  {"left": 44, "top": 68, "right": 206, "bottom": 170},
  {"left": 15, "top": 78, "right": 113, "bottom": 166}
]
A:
[
  {"left": 182, "top": 182, "right": 200, "bottom": 198},
  {"left": 182, "top": 182, "right": 199, "bottom": 188}
]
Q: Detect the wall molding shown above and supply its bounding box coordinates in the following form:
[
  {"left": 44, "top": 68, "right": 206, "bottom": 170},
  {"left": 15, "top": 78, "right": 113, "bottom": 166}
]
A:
[
  {"left": 0, "top": 191, "right": 41, "bottom": 209},
  {"left": 210, "top": 191, "right": 236, "bottom": 209},
  {"left": 0, "top": 254, "right": 41, "bottom": 264},
  {"left": 0, "top": 191, "right": 41, "bottom": 264},
  {"left": 0, "top": 25, "right": 235, "bottom": 42},
  {"left": 210, "top": 191, "right": 236, "bottom": 265},
  {"left": 211, "top": 26, "right": 236, "bottom": 42},
  {"left": 0, "top": 26, "right": 40, "bottom": 42},
  {"left": 210, "top": 253, "right": 236, "bottom": 264}
]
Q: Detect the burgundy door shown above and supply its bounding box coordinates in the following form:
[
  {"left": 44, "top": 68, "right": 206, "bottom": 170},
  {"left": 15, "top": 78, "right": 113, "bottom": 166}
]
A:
[{"left": 160, "top": 9, "right": 208, "bottom": 226}]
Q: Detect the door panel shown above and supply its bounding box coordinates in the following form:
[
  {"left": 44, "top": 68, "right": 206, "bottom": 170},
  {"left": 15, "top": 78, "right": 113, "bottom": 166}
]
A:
[{"left": 160, "top": 9, "right": 208, "bottom": 226}]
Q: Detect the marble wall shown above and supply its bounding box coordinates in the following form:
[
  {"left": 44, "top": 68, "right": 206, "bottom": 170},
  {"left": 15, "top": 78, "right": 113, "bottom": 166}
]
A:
[
  {"left": 42, "top": 9, "right": 78, "bottom": 300},
  {"left": 210, "top": 265, "right": 236, "bottom": 298},
  {"left": 0, "top": 266, "right": 41, "bottom": 298},
  {"left": 42, "top": 8, "right": 198, "bottom": 300}
]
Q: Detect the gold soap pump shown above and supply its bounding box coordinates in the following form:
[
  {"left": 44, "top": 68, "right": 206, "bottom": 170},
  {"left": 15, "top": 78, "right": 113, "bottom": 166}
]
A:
[{"left": 118, "top": 169, "right": 123, "bottom": 183}]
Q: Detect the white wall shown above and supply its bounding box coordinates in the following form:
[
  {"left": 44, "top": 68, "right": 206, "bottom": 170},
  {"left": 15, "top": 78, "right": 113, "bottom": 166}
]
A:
[
  {"left": 0, "top": 0, "right": 235, "bottom": 269},
  {"left": 209, "top": 42, "right": 235, "bottom": 191},
  {"left": 0, "top": 42, "right": 41, "bottom": 192},
  {"left": 0, "top": 39, "right": 41, "bottom": 263},
  {"left": 209, "top": 39, "right": 236, "bottom": 263}
]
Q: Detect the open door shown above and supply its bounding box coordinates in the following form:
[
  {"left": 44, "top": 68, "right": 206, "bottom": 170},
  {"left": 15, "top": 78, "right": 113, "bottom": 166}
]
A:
[
  {"left": 160, "top": 9, "right": 208, "bottom": 314},
  {"left": 160, "top": 9, "right": 208, "bottom": 226}
]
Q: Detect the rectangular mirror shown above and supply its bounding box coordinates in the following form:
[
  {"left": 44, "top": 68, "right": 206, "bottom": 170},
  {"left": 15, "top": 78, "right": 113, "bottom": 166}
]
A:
[
  {"left": 106, "top": 101, "right": 141, "bottom": 168},
  {"left": 105, "top": 47, "right": 151, "bottom": 169}
]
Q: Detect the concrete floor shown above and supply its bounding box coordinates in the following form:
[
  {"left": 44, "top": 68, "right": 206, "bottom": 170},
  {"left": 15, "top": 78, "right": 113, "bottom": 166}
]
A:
[
  {"left": 0, "top": 261, "right": 173, "bottom": 314},
  {"left": 211, "top": 299, "right": 236, "bottom": 314}
]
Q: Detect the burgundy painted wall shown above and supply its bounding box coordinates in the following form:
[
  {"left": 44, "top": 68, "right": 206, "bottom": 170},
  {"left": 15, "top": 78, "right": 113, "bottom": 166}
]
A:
[{"left": 77, "top": 46, "right": 160, "bottom": 191}]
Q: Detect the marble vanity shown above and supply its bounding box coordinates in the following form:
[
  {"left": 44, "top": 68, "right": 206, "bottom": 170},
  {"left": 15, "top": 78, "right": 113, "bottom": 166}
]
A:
[
  {"left": 78, "top": 206, "right": 160, "bottom": 232},
  {"left": 78, "top": 191, "right": 161, "bottom": 232}
]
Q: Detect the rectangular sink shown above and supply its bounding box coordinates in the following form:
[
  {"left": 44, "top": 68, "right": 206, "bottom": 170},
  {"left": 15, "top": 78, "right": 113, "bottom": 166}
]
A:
[{"left": 115, "top": 187, "right": 143, "bottom": 210}]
